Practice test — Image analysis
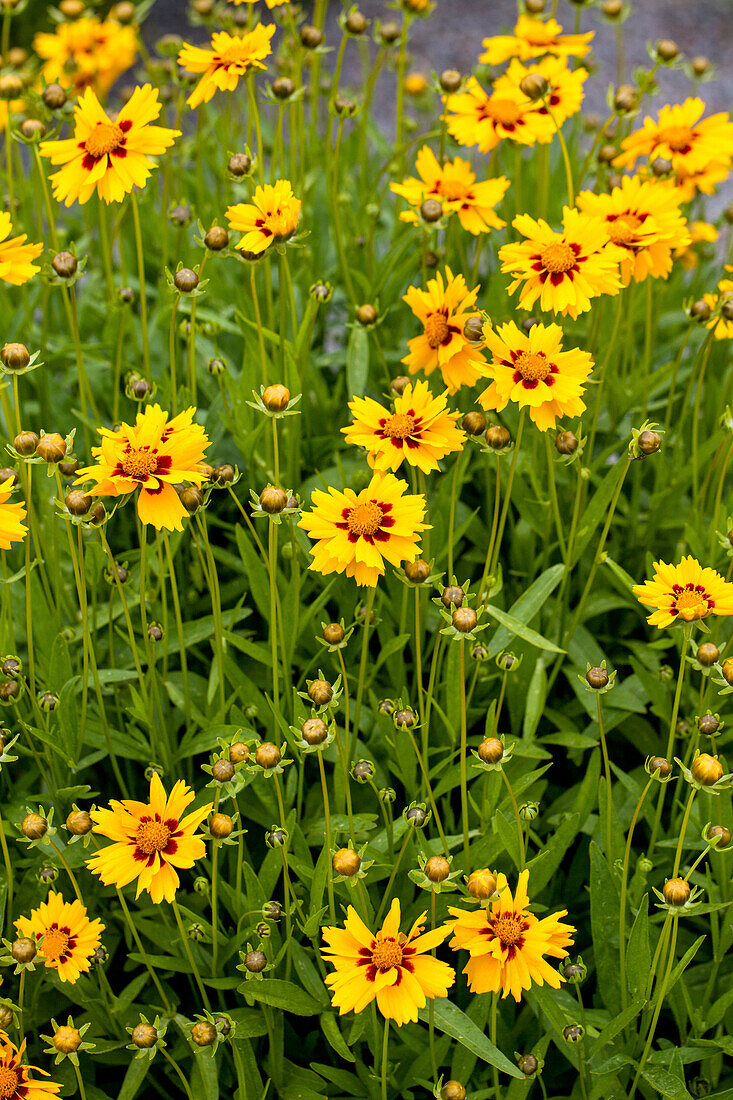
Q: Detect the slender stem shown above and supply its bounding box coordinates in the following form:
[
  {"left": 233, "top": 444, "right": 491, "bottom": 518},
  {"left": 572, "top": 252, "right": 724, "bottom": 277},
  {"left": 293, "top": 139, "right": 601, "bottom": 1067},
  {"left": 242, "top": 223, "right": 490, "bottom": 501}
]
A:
[
  {"left": 73, "top": 1061, "right": 88, "bottom": 1100},
  {"left": 541, "top": 96, "right": 574, "bottom": 204},
  {"left": 596, "top": 692, "right": 613, "bottom": 858},
  {"left": 672, "top": 789, "right": 696, "bottom": 878},
  {"left": 0, "top": 811, "right": 12, "bottom": 938},
  {"left": 647, "top": 624, "right": 691, "bottom": 858},
  {"left": 501, "top": 768, "right": 526, "bottom": 870},
  {"left": 130, "top": 192, "right": 151, "bottom": 380},
  {"left": 352, "top": 588, "right": 376, "bottom": 749},
  {"left": 169, "top": 296, "right": 180, "bottom": 414},
  {"left": 318, "top": 752, "right": 336, "bottom": 922},
  {"left": 490, "top": 993, "right": 500, "bottom": 1099},
  {"left": 172, "top": 896, "right": 211, "bottom": 1010},
  {"left": 545, "top": 434, "right": 567, "bottom": 561},
  {"left": 406, "top": 727, "right": 449, "bottom": 855},
  {"left": 116, "top": 889, "right": 172, "bottom": 1013},
  {"left": 459, "top": 640, "right": 470, "bottom": 870},
  {"left": 487, "top": 408, "right": 526, "bottom": 591},
  {"left": 160, "top": 1047, "right": 194, "bottom": 1100},
  {"left": 269, "top": 521, "right": 280, "bottom": 713},
  {"left": 380, "top": 1016, "right": 390, "bottom": 1100},
  {"left": 273, "top": 774, "right": 294, "bottom": 979},
  {"left": 629, "top": 918, "right": 679, "bottom": 1100},
  {"left": 619, "top": 777, "right": 653, "bottom": 1011}
]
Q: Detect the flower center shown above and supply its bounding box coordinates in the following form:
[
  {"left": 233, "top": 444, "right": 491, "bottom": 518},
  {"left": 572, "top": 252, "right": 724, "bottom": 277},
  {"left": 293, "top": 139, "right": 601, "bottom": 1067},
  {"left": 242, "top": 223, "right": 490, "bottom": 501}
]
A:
[
  {"left": 42, "top": 926, "right": 70, "bottom": 961},
  {"left": 136, "top": 819, "right": 171, "bottom": 855},
  {"left": 372, "top": 938, "right": 403, "bottom": 970},
  {"left": 673, "top": 585, "right": 711, "bottom": 620},
  {"left": 384, "top": 413, "right": 417, "bottom": 440},
  {"left": 487, "top": 97, "right": 522, "bottom": 126},
  {"left": 346, "top": 502, "right": 383, "bottom": 537},
  {"left": 662, "top": 125, "right": 693, "bottom": 152},
  {"left": 493, "top": 914, "right": 525, "bottom": 946},
  {"left": 425, "top": 313, "right": 450, "bottom": 348},
  {"left": 440, "top": 180, "right": 468, "bottom": 202},
  {"left": 515, "top": 351, "right": 550, "bottom": 382},
  {"left": 540, "top": 241, "right": 577, "bottom": 274},
  {"left": 122, "top": 448, "right": 159, "bottom": 480},
  {"left": 0, "top": 1066, "right": 19, "bottom": 1099},
  {"left": 85, "top": 121, "right": 124, "bottom": 158},
  {"left": 607, "top": 214, "right": 642, "bottom": 246}
]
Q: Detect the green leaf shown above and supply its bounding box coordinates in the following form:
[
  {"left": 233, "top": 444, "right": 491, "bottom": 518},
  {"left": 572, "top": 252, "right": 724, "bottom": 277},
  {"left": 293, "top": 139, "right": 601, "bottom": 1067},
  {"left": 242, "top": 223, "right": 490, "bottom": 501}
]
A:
[
  {"left": 484, "top": 604, "right": 564, "bottom": 654},
  {"left": 626, "top": 895, "right": 651, "bottom": 1000},
  {"left": 640, "top": 1063, "right": 692, "bottom": 1099},
  {"left": 487, "top": 564, "right": 565, "bottom": 658},
  {"left": 589, "top": 842, "right": 621, "bottom": 1015},
  {"left": 418, "top": 998, "right": 523, "bottom": 1079},
  {"left": 319, "top": 1013, "right": 355, "bottom": 1063},
  {"left": 588, "top": 997, "right": 645, "bottom": 1061},
  {"left": 237, "top": 978, "right": 322, "bottom": 1016},
  {"left": 346, "top": 325, "right": 369, "bottom": 397},
  {"left": 572, "top": 458, "right": 629, "bottom": 567},
  {"left": 116, "top": 1057, "right": 150, "bottom": 1100}
]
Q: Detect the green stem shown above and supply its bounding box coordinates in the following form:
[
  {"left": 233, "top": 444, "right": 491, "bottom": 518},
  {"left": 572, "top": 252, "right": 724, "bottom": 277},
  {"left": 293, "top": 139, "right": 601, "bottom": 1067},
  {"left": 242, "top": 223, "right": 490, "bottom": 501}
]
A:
[
  {"left": 352, "top": 588, "right": 376, "bottom": 751},
  {"left": 117, "top": 889, "right": 172, "bottom": 1013},
  {"left": 501, "top": 767, "right": 526, "bottom": 870},
  {"left": 597, "top": 692, "right": 613, "bottom": 859},
  {"left": 619, "top": 777, "right": 653, "bottom": 1012},
  {"left": 172, "top": 896, "right": 211, "bottom": 1010},
  {"left": 629, "top": 917, "right": 679, "bottom": 1100},
  {"left": 647, "top": 623, "right": 691, "bottom": 858},
  {"left": 459, "top": 640, "right": 470, "bottom": 871},
  {"left": 318, "top": 751, "right": 336, "bottom": 922},
  {"left": 130, "top": 192, "right": 151, "bottom": 380},
  {"left": 380, "top": 1016, "right": 390, "bottom": 1100}
]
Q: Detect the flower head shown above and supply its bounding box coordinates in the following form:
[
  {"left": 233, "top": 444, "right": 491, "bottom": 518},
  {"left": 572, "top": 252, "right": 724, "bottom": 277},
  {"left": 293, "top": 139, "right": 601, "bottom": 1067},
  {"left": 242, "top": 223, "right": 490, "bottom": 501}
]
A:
[
  {"left": 402, "top": 268, "right": 489, "bottom": 392},
  {"left": 322, "top": 898, "right": 454, "bottom": 1025},
  {"left": 299, "top": 472, "right": 428, "bottom": 587},
  {"left": 226, "top": 180, "right": 301, "bottom": 257},
  {"left": 178, "top": 26, "right": 275, "bottom": 109},
  {"left": 632, "top": 556, "right": 733, "bottom": 628},
  {"left": 391, "top": 146, "right": 510, "bottom": 235},
  {"left": 446, "top": 869, "right": 575, "bottom": 1001},
  {"left": 342, "top": 379, "right": 465, "bottom": 474},
  {"left": 75, "top": 405, "right": 210, "bottom": 532},
  {"left": 0, "top": 1034, "right": 60, "bottom": 1097},
  {"left": 444, "top": 77, "right": 543, "bottom": 154},
  {"left": 0, "top": 477, "right": 26, "bottom": 549},
  {"left": 703, "top": 271, "right": 733, "bottom": 340},
  {"left": 479, "top": 14, "right": 593, "bottom": 66},
  {"left": 33, "top": 16, "right": 137, "bottom": 99},
  {"left": 494, "top": 56, "right": 587, "bottom": 142},
  {"left": 86, "top": 773, "right": 212, "bottom": 904},
  {"left": 614, "top": 98, "right": 733, "bottom": 187},
  {"left": 39, "top": 84, "right": 179, "bottom": 207},
  {"left": 15, "top": 893, "right": 104, "bottom": 984},
  {"left": 498, "top": 207, "right": 623, "bottom": 319},
  {"left": 479, "top": 321, "right": 593, "bottom": 431},
  {"left": 0, "top": 213, "right": 42, "bottom": 287}
]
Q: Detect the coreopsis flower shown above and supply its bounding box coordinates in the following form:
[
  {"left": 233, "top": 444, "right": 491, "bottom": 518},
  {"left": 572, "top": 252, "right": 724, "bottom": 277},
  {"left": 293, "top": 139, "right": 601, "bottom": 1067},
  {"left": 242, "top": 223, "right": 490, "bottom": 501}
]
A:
[
  {"left": 226, "top": 180, "right": 301, "bottom": 257},
  {"left": 342, "top": 379, "right": 465, "bottom": 474},
  {"left": 232, "top": 0, "right": 288, "bottom": 5},
  {"left": 39, "top": 85, "right": 179, "bottom": 207},
  {"left": 86, "top": 773, "right": 213, "bottom": 904},
  {"left": 614, "top": 98, "right": 733, "bottom": 184},
  {"left": 479, "top": 321, "right": 593, "bottom": 432},
  {"left": 479, "top": 14, "right": 593, "bottom": 66},
  {"left": 673, "top": 220, "right": 718, "bottom": 270},
  {"left": 0, "top": 1035, "right": 60, "bottom": 1097},
  {"left": 444, "top": 77, "right": 542, "bottom": 154},
  {"left": 15, "top": 893, "right": 104, "bottom": 984},
  {"left": 632, "top": 556, "right": 733, "bottom": 628},
  {"left": 576, "top": 175, "right": 690, "bottom": 286},
  {"left": 390, "top": 146, "right": 510, "bottom": 235},
  {"left": 74, "top": 405, "right": 210, "bottom": 531},
  {"left": 178, "top": 25, "right": 275, "bottom": 109},
  {"left": 322, "top": 899, "right": 455, "bottom": 1026},
  {"left": 446, "top": 870, "right": 575, "bottom": 1001},
  {"left": 33, "top": 16, "right": 137, "bottom": 99},
  {"left": 402, "top": 268, "right": 489, "bottom": 393},
  {"left": 498, "top": 207, "right": 624, "bottom": 319},
  {"left": 299, "top": 472, "right": 428, "bottom": 587},
  {"left": 0, "top": 477, "right": 27, "bottom": 548},
  {"left": 703, "top": 273, "right": 733, "bottom": 340},
  {"left": 404, "top": 72, "right": 429, "bottom": 96},
  {"left": 671, "top": 160, "right": 730, "bottom": 203},
  {"left": 0, "top": 213, "right": 42, "bottom": 287},
  {"left": 494, "top": 57, "right": 587, "bottom": 142}
]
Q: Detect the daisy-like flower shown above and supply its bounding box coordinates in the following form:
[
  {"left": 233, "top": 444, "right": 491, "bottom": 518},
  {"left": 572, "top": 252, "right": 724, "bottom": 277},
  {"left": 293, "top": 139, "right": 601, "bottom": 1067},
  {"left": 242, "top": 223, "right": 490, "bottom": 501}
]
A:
[
  {"left": 86, "top": 772, "right": 212, "bottom": 904},
  {"left": 226, "top": 180, "right": 301, "bottom": 257},
  {"left": 632, "top": 556, "right": 733, "bottom": 628},
  {"left": 178, "top": 25, "right": 275, "bottom": 109},
  {"left": 703, "top": 273, "right": 733, "bottom": 340},
  {"left": 39, "top": 84, "right": 179, "bottom": 207},
  {"left": 494, "top": 57, "right": 587, "bottom": 142},
  {"left": 614, "top": 98, "right": 733, "bottom": 181},
  {"left": 342, "top": 379, "right": 465, "bottom": 474},
  {"left": 444, "top": 76, "right": 542, "bottom": 154},
  {"left": 33, "top": 16, "right": 137, "bottom": 99},
  {"left": 671, "top": 160, "right": 731, "bottom": 202},
  {"left": 402, "top": 268, "right": 489, "bottom": 393},
  {"left": 74, "top": 405, "right": 210, "bottom": 532},
  {"left": 299, "top": 472, "right": 428, "bottom": 587},
  {"left": 498, "top": 207, "right": 624, "bottom": 319},
  {"left": 322, "top": 899, "right": 455, "bottom": 1026},
  {"left": 231, "top": 0, "right": 289, "bottom": 6},
  {"left": 15, "top": 893, "right": 104, "bottom": 984},
  {"left": 479, "top": 321, "right": 593, "bottom": 432},
  {"left": 0, "top": 213, "right": 43, "bottom": 287},
  {"left": 446, "top": 870, "right": 575, "bottom": 1002},
  {"left": 0, "top": 1034, "right": 60, "bottom": 1098},
  {"left": 479, "top": 14, "right": 593, "bottom": 66},
  {"left": 576, "top": 175, "right": 690, "bottom": 286},
  {"left": 390, "top": 146, "right": 510, "bottom": 235},
  {"left": 0, "top": 477, "right": 27, "bottom": 548}
]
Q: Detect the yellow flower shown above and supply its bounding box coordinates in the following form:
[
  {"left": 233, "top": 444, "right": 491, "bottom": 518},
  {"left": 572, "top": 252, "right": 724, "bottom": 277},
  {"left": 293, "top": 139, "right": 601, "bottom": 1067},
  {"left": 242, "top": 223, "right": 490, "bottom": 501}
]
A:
[
  {"left": 632, "top": 556, "right": 733, "bottom": 628},
  {"left": 576, "top": 175, "right": 690, "bottom": 285},
  {"left": 614, "top": 98, "right": 733, "bottom": 183},
  {"left": 479, "top": 14, "right": 593, "bottom": 66},
  {"left": 86, "top": 773, "right": 212, "bottom": 904},
  {"left": 494, "top": 56, "right": 587, "bottom": 142},
  {"left": 444, "top": 76, "right": 542, "bottom": 153},
  {"left": 446, "top": 870, "right": 575, "bottom": 1001},
  {"left": 15, "top": 892, "right": 104, "bottom": 984},
  {"left": 703, "top": 276, "right": 733, "bottom": 340},
  {"left": 39, "top": 84, "right": 179, "bottom": 207},
  {"left": 231, "top": 0, "right": 289, "bottom": 6},
  {"left": 75, "top": 405, "right": 210, "bottom": 532},
  {"left": 342, "top": 379, "right": 465, "bottom": 474},
  {"left": 391, "top": 146, "right": 510, "bottom": 235},
  {"left": 226, "top": 180, "right": 301, "bottom": 257},
  {"left": 402, "top": 267, "right": 489, "bottom": 393},
  {"left": 0, "top": 1034, "right": 60, "bottom": 1098},
  {"left": 178, "top": 25, "right": 275, "bottom": 109},
  {"left": 498, "top": 207, "right": 624, "bottom": 319},
  {"left": 404, "top": 72, "right": 428, "bottom": 96},
  {"left": 33, "top": 16, "right": 137, "bottom": 99},
  {"left": 299, "top": 472, "right": 428, "bottom": 588},
  {"left": 671, "top": 160, "right": 730, "bottom": 202},
  {"left": 0, "top": 475, "right": 27, "bottom": 547},
  {"left": 0, "top": 213, "right": 42, "bottom": 287},
  {"left": 322, "top": 899, "right": 455, "bottom": 1026},
  {"left": 479, "top": 321, "right": 593, "bottom": 432}
]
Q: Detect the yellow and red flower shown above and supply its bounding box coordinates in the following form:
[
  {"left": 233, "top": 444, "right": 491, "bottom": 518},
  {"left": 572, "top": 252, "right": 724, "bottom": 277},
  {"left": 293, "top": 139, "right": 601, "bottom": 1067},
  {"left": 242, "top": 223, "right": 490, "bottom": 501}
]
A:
[
  {"left": 703, "top": 272, "right": 733, "bottom": 340},
  {"left": 178, "top": 25, "right": 275, "bottom": 109},
  {"left": 15, "top": 893, "right": 104, "bottom": 984},
  {"left": 444, "top": 76, "right": 542, "bottom": 154},
  {"left": 479, "top": 14, "right": 593, "bottom": 66},
  {"left": 614, "top": 98, "right": 733, "bottom": 189},
  {"left": 0, "top": 476, "right": 27, "bottom": 548},
  {"left": 0, "top": 213, "right": 42, "bottom": 287},
  {"left": 402, "top": 268, "right": 489, "bottom": 392},
  {"left": 632, "top": 556, "right": 733, "bottom": 628},
  {"left": 33, "top": 16, "right": 137, "bottom": 99},
  {"left": 226, "top": 180, "right": 301, "bottom": 256},
  {"left": 391, "top": 146, "right": 510, "bottom": 234},
  {"left": 0, "top": 1034, "right": 60, "bottom": 1098},
  {"left": 494, "top": 56, "right": 587, "bottom": 142}
]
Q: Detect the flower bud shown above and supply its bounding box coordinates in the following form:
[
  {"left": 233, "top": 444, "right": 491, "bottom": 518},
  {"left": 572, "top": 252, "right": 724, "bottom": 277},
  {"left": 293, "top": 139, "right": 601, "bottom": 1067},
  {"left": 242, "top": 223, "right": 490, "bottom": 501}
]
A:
[
  {"left": 228, "top": 742, "right": 250, "bottom": 765},
  {"left": 351, "top": 759, "right": 374, "bottom": 782},
  {"left": 651, "top": 157, "right": 672, "bottom": 176},
  {"left": 689, "top": 300, "right": 712, "bottom": 322},
  {"left": 467, "top": 868, "right": 496, "bottom": 899},
  {"left": 441, "top": 585, "right": 464, "bottom": 609},
  {"left": 65, "top": 490, "right": 92, "bottom": 517},
  {"left": 301, "top": 717, "right": 328, "bottom": 746},
  {"left": 485, "top": 425, "right": 511, "bottom": 450},
  {"left": 656, "top": 39, "right": 679, "bottom": 61},
  {"left": 35, "top": 433, "right": 67, "bottom": 464},
  {"left": 0, "top": 468, "right": 16, "bottom": 484},
  {"left": 452, "top": 607, "right": 477, "bottom": 633},
  {"left": 519, "top": 73, "right": 548, "bottom": 101},
  {"left": 663, "top": 877, "right": 690, "bottom": 906},
  {"left": 648, "top": 757, "right": 671, "bottom": 778},
  {"left": 691, "top": 56, "right": 710, "bottom": 76},
  {"left": 722, "top": 658, "right": 733, "bottom": 685},
  {"left": 405, "top": 805, "right": 428, "bottom": 828},
  {"left": 603, "top": 0, "right": 623, "bottom": 16},
  {"left": 425, "top": 855, "right": 450, "bottom": 882},
  {"left": 11, "top": 937, "right": 36, "bottom": 963},
  {"left": 394, "top": 707, "right": 417, "bottom": 729},
  {"left": 462, "top": 411, "right": 486, "bottom": 435},
  {"left": 13, "top": 431, "right": 39, "bottom": 456},
  {"left": 21, "top": 812, "right": 47, "bottom": 840},
  {"left": 563, "top": 1024, "right": 584, "bottom": 1043},
  {"left": 169, "top": 205, "right": 191, "bottom": 228},
  {"left": 212, "top": 463, "right": 235, "bottom": 484},
  {"left": 66, "top": 809, "right": 92, "bottom": 835},
  {"left": 43, "top": 83, "right": 67, "bottom": 110},
  {"left": 204, "top": 225, "right": 229, "bottom": 252},
  {"left": 345, "top": 11, "right": 368, "bottom": 34},
  {"left": 333, "top": 848, "right": 361, "bottom": 876},
  {"left": 212, "top": 758, "right": 235, "bottom": 783},
  {"left": 322, "top": 622, "right": 345, "bottom": 645},
  {"left": 441, "top": 1084, "right": 466, "bottom": 1100},
  {"left": 110, "top": 0, "right": 136, "bottom": 20},
  {"left": 614, "top": 83, "right": 637, "bottom": 112},
  {"left": 478, "top": 737, "right": 503, "bottom": 764},
  {"left": 308, "top": 679, "right": 333, "bottom": 706},
  {"left": 518, "top": 1054, "right": 538, "bottom": 1075},
  {"left": 0, "top": 74, "right": 22, "bottom": 101},
  {"left": 59, "top": 0, "right": 85, "bottom": 15},
  {"left": 244, "top": 949, "right": 267, "bottom": 972},
  {"left": 696, "top": 642, "right": 719, "bottom": 666},
  {"left": 722, "top": 300, "right": 733, "bottom": 323},
  {"left": 691, "top": 754, "right": 723, "bottom": 786},
  {"left": 174, "top": 268, "right": 198, "bottom": 294},
  {"left": 404, "top": 559, "right": 430, "bottom": 583},
  {"left": 262, "top": 384, "right": 290, "bottom": 411},
  {"left": 54, "top": 1026, "right": 82, "bottom": 1054},
  {"left": 555, "top": 430, "right": 578, "bottom": 455},
  {"left": 708, "top": 824, "right": 731, "bottom": 847},
  {"left": 439, "top": 69, "right": 462, "bottom": 93},
  {"left": 0, "top": 1007, "right": 13, "bottom": 1030},
  {"left": 1, "top": 343, "right": 29, "bottom": 372},
  {"left": 598, "top": 143, "right": 618, "bottom": 164},
  {"left": 266, "top": 827, "right": 287, "bottom": 848},
  {"left": 356, "top": 304, "right": 378, "bottom": 326},
  {"left": 131, "top": 1023, "right": 158, "bottom": 1049},
  {"left": 255, "top": 742, "right": 281, "bottom": 769},
  {"left": 259, "top": 485, "right": 288, "bottom": 514},
  {"left": 300, "top": 25, "right": 323, "bottom": 48},
  {"left": 1, "top": 657, "right": 19, "bottom": 677},
  {"left": 390, "top": 376, "right": 410, "bottom": 396},
  {"left": 210, "top": 813, "right": 234, "bottom": 839},
  {"left": 525, "top": 0, "right": 545, "bottom": 10},
  {"left": 380, "top": 786, "right": 396, "bottom": 803},
  {"left": 420, "top": 198, "right": 443, "bottom": 224},
  {"left": 0, "top": 680, "right": 19, "bottom": 703},
  {"left": 191, "top": 1021, "right": 217, "bottom": 1047},
  {"left": 698, "top": 713, "right": 719, "bottom": 736},
  {"left": 272, "top": 77, "right": 295, "bottom": 100},
  {"left": 462, "top": 316, "right": 483, "bottom": 343},
  {"left": 637, "top": 430, "right": 661, "bottom": 456},
  {"left": 586, "top": 666, "right": 609, "bottom": 689}
]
